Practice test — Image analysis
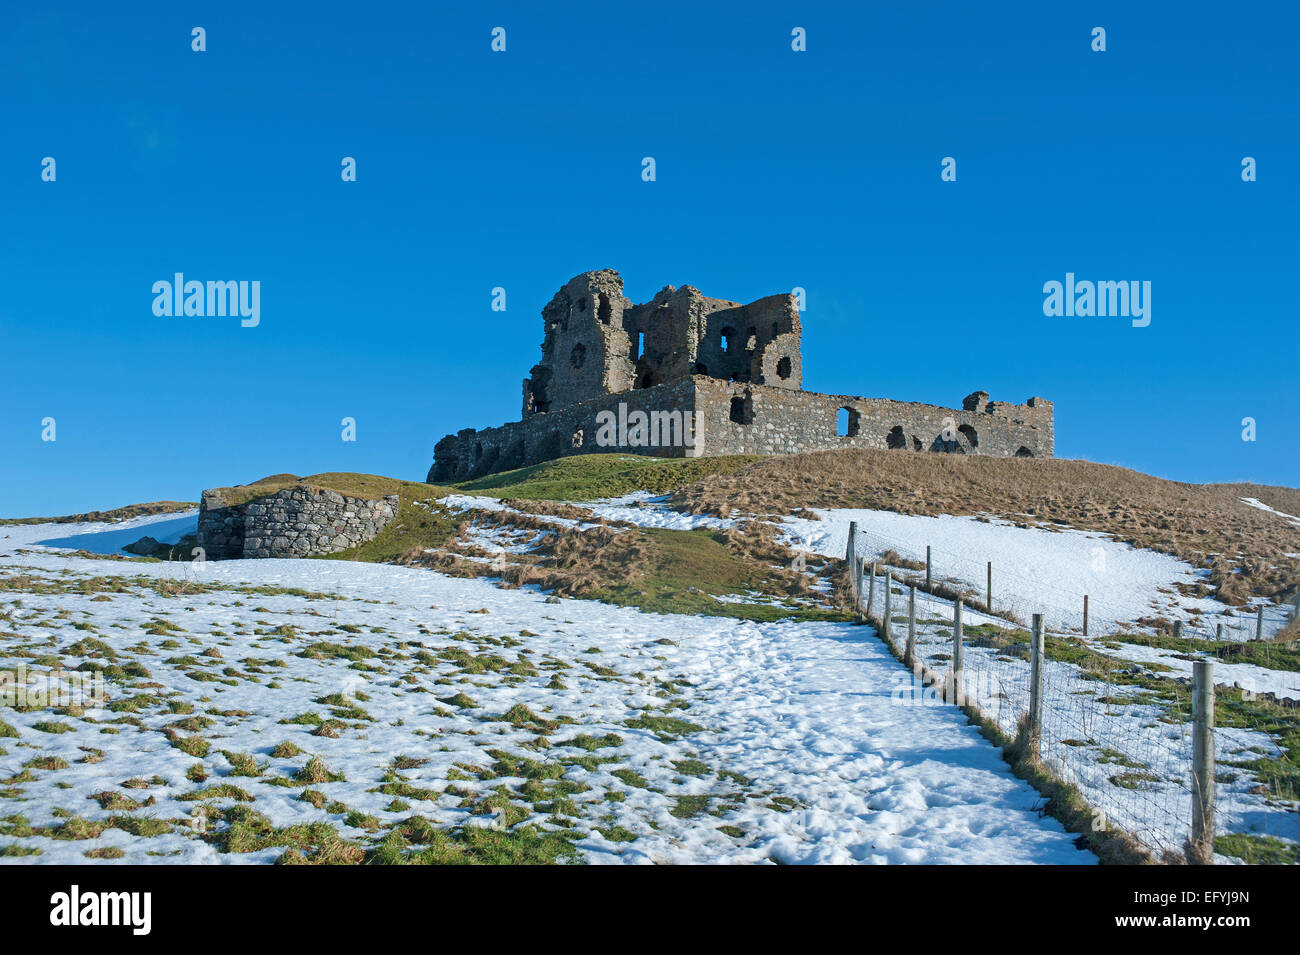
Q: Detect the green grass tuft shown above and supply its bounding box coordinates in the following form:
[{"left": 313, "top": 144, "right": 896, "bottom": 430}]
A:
[{"left": 449, "top": 453, "right": 761, "bottom": 501}]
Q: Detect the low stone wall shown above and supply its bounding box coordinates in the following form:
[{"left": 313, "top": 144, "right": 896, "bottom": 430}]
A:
[
  {"left": 429, "top": 376, "right": 1054, "bottom": 481},
  {"left": 196, "top": 486, "right": 400, "bottom": 559}
]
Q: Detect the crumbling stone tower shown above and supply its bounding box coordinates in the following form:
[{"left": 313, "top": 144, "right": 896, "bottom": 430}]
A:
[{"left": 522, "top": 269, "right": 802, "bottom": 416}]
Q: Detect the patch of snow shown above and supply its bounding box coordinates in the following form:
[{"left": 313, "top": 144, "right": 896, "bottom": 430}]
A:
[
  {"left": 1240, "top": 497, "right": 1300, "bottom": 528},
  {"left": 584, "top": 492, "right": 737, "bottom": 531},
  {"left": 1103, "top": 642, "right": 1300, "bottom": 703},
  {"left": 442, "top": 491, "right": 735, "bottom": 533},
  {"left": 462, "top": 522, "right": 552, "bottom": 556}
]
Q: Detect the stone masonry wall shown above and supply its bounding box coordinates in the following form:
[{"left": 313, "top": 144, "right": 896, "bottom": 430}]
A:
[
  {"left": 196, "top": 487, "right": 400, "bottom": 559},
  {"left": 196, "top": 491, "right": 244, "bottom": 560},
  {"left": 690, "top": 379, "right": 1053, "bottom": 459},
  {"left": 429, "top": 377, "right": 1053, "bottom": 482},
  {"left": 431, "top": 378, "right": 698, "bottom": 483}
]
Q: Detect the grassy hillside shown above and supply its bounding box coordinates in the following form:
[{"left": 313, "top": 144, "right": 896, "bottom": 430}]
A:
[
  {"left": 202, "top": 472, "right": 454, "bottom": 509},
  {"left": 448, "top": 453, "right": 761, "bottom": 501},
  {"left": 71, "top": 450, "right": 1300, "bottom": 612},
  {"left": 420, "top": 516, "right": 848, "bottom": 623},
  {"left": 198, "top": 463, "right": 838, "bottom": 622},
  {"left": 671, "top": 449, "right": 1300, "bottom": 605}
]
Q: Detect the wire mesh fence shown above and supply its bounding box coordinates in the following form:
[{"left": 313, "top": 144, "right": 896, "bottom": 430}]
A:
[{"left": 843, "top": 522, "right": 1298, "bottom": 861}]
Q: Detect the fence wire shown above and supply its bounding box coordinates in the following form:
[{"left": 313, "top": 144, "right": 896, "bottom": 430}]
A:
[{"left": 846, "top": 525, "right": 1298, "bottom": 861}]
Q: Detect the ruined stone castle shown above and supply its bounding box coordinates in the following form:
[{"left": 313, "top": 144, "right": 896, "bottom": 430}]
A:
[{"left": 428, "top": 270, "right": 1053, "bottom": 482}]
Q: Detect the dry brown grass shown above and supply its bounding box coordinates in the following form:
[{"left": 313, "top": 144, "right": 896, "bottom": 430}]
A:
[
  {"left": 672, "top": 449, "right": 1300, "bottom": 606},
  {"left": 418, "top": 523, "right": 658, "bottom": 599},
  {"left": 409, "top": 508, "right": 834, "bottom": 618},
  {"left": 205, "top": 472, "right": 455, "bottom": 509}
]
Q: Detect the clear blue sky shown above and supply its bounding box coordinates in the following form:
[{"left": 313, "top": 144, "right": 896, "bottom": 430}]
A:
[{"left": 2, "top": 1, "right": 1296, "bottom": 516}]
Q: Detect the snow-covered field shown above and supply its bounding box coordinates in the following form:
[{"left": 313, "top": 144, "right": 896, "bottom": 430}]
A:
[
  {"left": 780, "top": 507, "right": 1294, "bottom": 639},
  {"left": 0, "top": 512, "right": 1093, "bottom": 865},
  {"left": 4, "top": 496, "right": 1296, "bottom": 865}
]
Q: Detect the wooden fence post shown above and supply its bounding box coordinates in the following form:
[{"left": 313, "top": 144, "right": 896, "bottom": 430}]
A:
[
  {"left": 987, "top": 561, "right": 993, "bottom": 612},
  {"left": 867, "top": 562, "right": 877, "bottom": 619},
  {"left": 1028, "top": 613, "right": 1045, "bottom": 759},
  {"left": 1216, "top": 624, "right": 1223, "bottom": 642},
  {"left": 952, "top": 599, "right": 964, "bottom": 706},
  {"left": 906, "top": 585, "right": 917, "bottom": 671},
  {"left": 883, "top": 572, "right": 892, "bottom": 640},
  {"left": 1190, "top": 659, "right": 1215, "bottom": 864},
  {"left": 856, "top": 559, "right": 866, "bottom": 620},
  {"left": 845, "top": 522, "right": 859, "bottom": 604},
  {"left": 1256, "top": 606, "right": 1264, "bottom": 641},
  {"left": 925, "top": 545, "right": 932, "bottom": 589},
  {"left": 1174, "top": 620, "right": 1184, "bottom": 640},
  {"left": 1082, "top": 595, "right": 1089, "bottom": 637}
]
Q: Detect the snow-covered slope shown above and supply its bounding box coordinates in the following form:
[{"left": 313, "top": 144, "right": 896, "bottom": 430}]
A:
[
  {"left": 779, "top": 507, "right": 1292, "bottom": 639},
  {"left": 0, "top": 511, "right": 1091, "bottom": 865}
]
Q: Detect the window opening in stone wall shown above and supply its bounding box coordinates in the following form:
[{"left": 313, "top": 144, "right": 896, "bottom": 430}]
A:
[
  {"left": 838, "top": 407, "right": 860, "bottom": 437},
  {"left": 570, "top": 343, "right": 586, "bottom": 369},
  {"left": 721, "top": 326, "right": 736, "bottom": 354},
  {"left": 777, "top": 356, "right": 792, "bottom": 379},
  {"left": 598, "top": 293, "right": 611, "bottom": 324},
  {"left": 1015, "top": 446, "right": 1035, "bottom": 457},
  {"left": 958, "top": 424, "right": 978, "bottom": 447},
  {"left": 730, "top": 395, "right": 752, "bottom": 425},
  {"left": 887, "top": 425, "right": 907, "bottom": 449}
]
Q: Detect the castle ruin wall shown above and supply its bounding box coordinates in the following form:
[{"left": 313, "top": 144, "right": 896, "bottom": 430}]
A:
[{"left": 429, "top": 378, "right": 1052, "bottom": 483}]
